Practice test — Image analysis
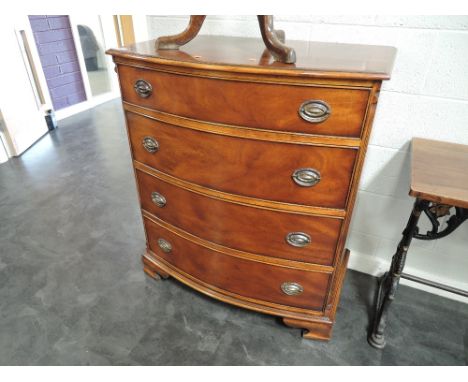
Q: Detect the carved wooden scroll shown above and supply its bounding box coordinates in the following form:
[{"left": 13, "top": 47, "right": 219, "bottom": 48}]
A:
[{"left": 155, "top": 15, "right": 297, "bottom": 64}]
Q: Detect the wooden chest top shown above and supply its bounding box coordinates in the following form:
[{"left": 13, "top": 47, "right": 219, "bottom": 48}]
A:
[{"left": 107, "top": 35, "right": 396, "bottom": 80}]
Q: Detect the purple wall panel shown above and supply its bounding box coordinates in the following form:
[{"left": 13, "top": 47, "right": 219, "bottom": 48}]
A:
[
  {"left": 49, "top": 81, "right": 85, "bottom": 99},
  {"left": 39, "top": 53, "right": 58, "bottom": 67},
  {"left": 59, "top": 61, "right": 81, "bottom": 74},
  {"left": 29, "top": 15, "right": 86, "bottom": 110},
  {"left": 37, "top": 39, "right": 75, "bottom": 55},
  {"left": 43, "top": 66, "right": 61, "bottom": 79},
  {"left": 56, "top": 50, "right": 76, "bottom": 64},
  {"left": 67, "top": 92, "right": 87, "bottom": 104},
  {"left": 29, "top": 18, "right": 50, "bottom": 32},
  {"left": 47, "top": 16, "right": 71, "bottom": 29},
  {"left": 47, "top": 72, "right": 82, "bottom": 88},
  {"left": 34, "top": 28, "right": 74, "bottom": 44},
  {"left": 53, "top": 97, "right": 70, "bottom": 110}
]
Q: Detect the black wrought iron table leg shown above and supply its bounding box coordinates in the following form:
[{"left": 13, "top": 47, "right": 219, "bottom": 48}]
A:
[{"left": 368, "top": 198, "right": 430, "bottom": 349}]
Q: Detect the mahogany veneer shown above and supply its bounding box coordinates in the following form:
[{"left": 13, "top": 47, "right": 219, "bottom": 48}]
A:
[
  {"left": 107, "top": 35, "right": 396, "bottom": 340},
  {"left": 126, "top": 112, "right": 357, "bottom": 209},
  {"left": 136, "top": 169, "right": 342, "bottom": 266},
  {"left": 119, "top": 65, "right": 370, "bottom": 137}
]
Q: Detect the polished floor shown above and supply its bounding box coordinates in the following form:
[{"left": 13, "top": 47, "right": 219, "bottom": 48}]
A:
[{"left": 0, "top": 100, "right": 467, "bottom": 365}]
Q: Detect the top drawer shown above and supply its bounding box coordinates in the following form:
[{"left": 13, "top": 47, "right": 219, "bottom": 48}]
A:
[{"left": 118, "top": 65, "right": 370, "bottom": 138}]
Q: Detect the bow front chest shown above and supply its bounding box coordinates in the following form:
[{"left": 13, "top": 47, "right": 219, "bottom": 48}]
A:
[{"left": 107, "top": 35, "right": 396, "bottom": 340}]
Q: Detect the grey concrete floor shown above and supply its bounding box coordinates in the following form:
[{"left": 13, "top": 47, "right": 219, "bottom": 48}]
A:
[{"left": 0, "top": 99, "right": 467, "bottom": 365}]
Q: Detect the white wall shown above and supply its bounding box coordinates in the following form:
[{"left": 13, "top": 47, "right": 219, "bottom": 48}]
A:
[{"left": 146, "top": 16, "right": 468, "bottom": 302}]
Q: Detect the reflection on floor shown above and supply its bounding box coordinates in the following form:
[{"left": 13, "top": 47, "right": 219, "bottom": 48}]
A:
[
  {"left": 0, "top": 99, "right": 466, "bottom": 365},
  {"left": 87, "top": 69, "right": 110, "bottom": 96}
]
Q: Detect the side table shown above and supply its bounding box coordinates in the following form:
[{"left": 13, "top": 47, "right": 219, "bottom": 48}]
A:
[{"left": 368, "top": 137, "right": 468, "bottom": 349}]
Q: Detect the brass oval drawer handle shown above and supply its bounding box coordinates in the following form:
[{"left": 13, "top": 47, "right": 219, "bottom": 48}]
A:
[
  {"left": 151, "top": 191, "right": 166, "bottom": 207},
  {"left": 292, "top": 168, "right": 321, "bottom": 187},
  {"left": 299, "top": 100, "right": 331, "bottom": 123},
  {"left": 286, "top": 232, "right": 311, "bottom": 247},
  {"left": 281, "top": 282, "right": 304, "bottom": 296},
  {"left": 157, "top": 238, "right": 172, "bottom": 253},
  {"left": 142, "top": 136, "right": 159, "bottom": 153},
  {"left": 134, "top": 79, "right": 152, "bottom": 98}
]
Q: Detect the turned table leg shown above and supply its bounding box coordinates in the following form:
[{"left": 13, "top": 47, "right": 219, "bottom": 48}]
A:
[
  {"left": 155, "top": 15, "right": 207, "bottom": 49},
  {"left": 257, "top": 15, "right": 296, "bottom": 64},
  {"left": 368, "top": 198, "right": 430, "bottom": 349},
  {"left": 154, "top": 15, "right": 296, "bottom": 64}
]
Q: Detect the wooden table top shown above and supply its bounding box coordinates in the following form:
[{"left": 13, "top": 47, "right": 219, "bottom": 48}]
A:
[
  {"left": 107, "top": 35, "right": 397, "bottom": 80},
  {"left": 411, "top": 138, "right": 468, "bottom": 209}
]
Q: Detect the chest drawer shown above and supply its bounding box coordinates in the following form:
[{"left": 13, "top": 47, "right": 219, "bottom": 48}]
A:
[
  {"left": 144, "top": 217, "right": 330, "bottom": 311},
  {"left": 136, "top": 169, "right": 342, "bottom": 266},
  {"left": 119, "top": 65, "right": 370, "bottom": 138},
  {"left": 127, "top": 112, "right": 357, "bottom": 209}
]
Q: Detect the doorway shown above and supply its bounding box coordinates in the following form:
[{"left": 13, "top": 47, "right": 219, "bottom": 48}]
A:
[{"left": 27, "top": 15, "right": 122, "bottom": 120}]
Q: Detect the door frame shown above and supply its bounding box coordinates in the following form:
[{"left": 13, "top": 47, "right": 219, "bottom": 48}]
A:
[
  {"left": 0, "top": 16, "right": 52, "bottom": 157},
  {"left": 54, "top": 15, "right": 125, "bottom": 120},
  {"left": 113, "top": 15, "right": 149, "bottom": 47}
]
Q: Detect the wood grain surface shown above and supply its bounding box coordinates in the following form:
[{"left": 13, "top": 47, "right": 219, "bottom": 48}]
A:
[
  {"left": 119, "top": 64, "right": 370, "bottom": 137},
  {"left": 107, "top": 34, "right": 395, "bottom": 340},
  {"left": 136, "top": 169, "right": 342, "bottom": 265},
  {"left": 107, "top": 35, "right": 396, "bottom": 80},
  {"left": 144, "top": 216, "right": 331, "bottom": 311},
  {"left": 411, "top": 137, "right": 468, "bottom": 209},
  {"left": 126, "top": 112, "right": 357, "bottom": 209}
]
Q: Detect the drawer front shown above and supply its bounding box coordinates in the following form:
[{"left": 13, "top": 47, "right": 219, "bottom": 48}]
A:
[
  {"left": 127, "top": 112, "right": 357, "bottom": 209},
  {"left": 144, "top": 217, "right": 330, "bottom": 311},
  {"left": 119, "top": 65, "right": 369, "bottom": 137},
  {"left": 136, "top": 169, "right": 342, "bottom": 265}
]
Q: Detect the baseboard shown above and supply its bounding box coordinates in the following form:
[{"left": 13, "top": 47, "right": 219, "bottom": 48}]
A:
[
  {"left": 55, "top": 93, "right": 120, "bottom": 121},
  {"left": 347, "top": 250, "right": 468, "bottom": 304}
]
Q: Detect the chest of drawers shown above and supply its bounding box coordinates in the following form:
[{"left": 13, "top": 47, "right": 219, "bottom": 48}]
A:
[{"left": 108, "top": 36, "right": 396, "bottom": 340}]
